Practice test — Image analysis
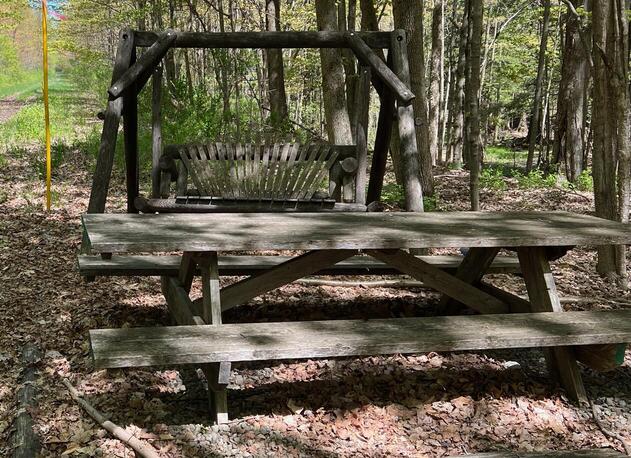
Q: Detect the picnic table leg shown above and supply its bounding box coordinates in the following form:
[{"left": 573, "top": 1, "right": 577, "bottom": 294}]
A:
[
  {"left": 437, "top": 247, "right": 500, "bottom": 314},
  {"left": 517, "top": 246, "right": 587, "bottom": 404},
  {"left": 197, "top": 252, "right": 230, "bottom": 425}
]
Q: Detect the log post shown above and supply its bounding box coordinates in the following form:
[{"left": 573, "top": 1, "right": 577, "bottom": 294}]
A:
[
  {"left": 366, "top": 87, "right": 395, "bottom": 203},
  {"left": 87, "top": 29, "right": 135, "bottom": 214},
  {"left": 352, "top": 66, "right": 371, "bottom": 204},
  {"left": 389, "top": 30, "right": 424, "bottom": 212},
  {"left": 123, "top": 45, "right": 139, "bottom": 213},
  {"left": 151, "top": 66, "right": 163, "bottom": 199}
]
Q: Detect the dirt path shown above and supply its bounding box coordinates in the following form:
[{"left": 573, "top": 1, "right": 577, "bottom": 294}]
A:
[{"left": 0, "top": 95, "right": 27, "bottom": 124}]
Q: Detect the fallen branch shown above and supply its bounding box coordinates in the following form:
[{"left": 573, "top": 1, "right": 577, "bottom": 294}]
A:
[
  {"left": 590, "top": 398, "right": 631, "bottom": 456},
  {"left": 12, "top": 343, "right": 41, "bottom": 458},
  {"left": 61, "top": 379, "right": 161, "bottom": 458}
]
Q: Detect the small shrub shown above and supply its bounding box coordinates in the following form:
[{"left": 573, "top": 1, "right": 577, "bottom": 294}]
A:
[
  {"left": 575, "top": 169, "right": 593, "bottom": 192},
  {"left": 512, "top": 169, "right": 558, "bottom": 189},
  {"left": 381, "top": 183, "right": 405, "bottom": 205},
  {"left": 480, "top": 167, "right": 507, "bottom": 191},
  {"left": 424, "top": 195, "right": 439, "bottom": 212}
]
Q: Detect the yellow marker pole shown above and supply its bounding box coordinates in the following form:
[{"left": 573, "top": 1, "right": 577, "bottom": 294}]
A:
[{"left": 42, "top": 0, "right": 52, "bottom": 210}]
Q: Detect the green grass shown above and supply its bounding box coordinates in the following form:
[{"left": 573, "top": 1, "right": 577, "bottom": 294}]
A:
[
  {"left": 0, "top": 75, "right": 92, "bottom": 145},
  {"left": 485, "top": 145, "right": 528, "bottom": 165},
  {"left": 0, "top": 69, "right": 42, "bottom": 100}
]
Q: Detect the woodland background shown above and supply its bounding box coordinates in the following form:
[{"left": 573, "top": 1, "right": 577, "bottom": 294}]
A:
[{"left": 0, "top": 0, "right": 629, "bottom": 274}]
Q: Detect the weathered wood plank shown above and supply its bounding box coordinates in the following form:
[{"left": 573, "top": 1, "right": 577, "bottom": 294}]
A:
[
  {"left": 109, "top": 30, "right": 177, "bottom": 99},
  {"left": 347, "top": 33, "right": 414, "bottom": 105},
  {"left": 134, "top": 197, "right": 364, "bottom": 213},
  {"left": 81, "top": 211, "right": 631, "bottom": 253},
  {"left": 220, "top": 250, "right": 358, "bottom": 310},
  {"left": 134, "top": 31, "right": 392, "bottom": 49},
  {"left": 518, "top": 247, "right": 587, "bottom": 403},
  {"left": 90, "top": 309, "right": 631, "bottom": 368},
  {"left": 366, "top": 249, "right": 508, "bottom": 314},
  {"left": 77, "top": 254, "right": 522, "bottom": 277}
]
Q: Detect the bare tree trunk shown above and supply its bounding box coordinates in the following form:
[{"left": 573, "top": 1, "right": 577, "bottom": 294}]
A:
[
  {"left": 449, "top": 5, "right": 468, "bottom": 168},
  {"left": 265, "top": 0, "right": 289, "bottom": 126},
  {"left": 465, "top": 0, "right": 483, "bottom": 210},
  {"left": 428, "top": 0, "right": 443, "bottom": 165},
  {"left": 592, "top": 0, "right": 630, "bottom": 284},
  {"left": 553, "top": 0, "right": 591, "bottom": 181},
  {"left": 392, "top": 0, "right": 434, "bottom": 197},
  {"left": 526, "top": 0, "right": 551, "bottom": 171},
  {"left": 315, "top": 0, "right": 353, "bottom": 145}
]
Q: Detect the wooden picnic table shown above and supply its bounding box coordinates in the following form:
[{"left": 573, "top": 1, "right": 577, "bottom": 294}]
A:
[{"left": 81, "top": 211, "right": 631, "bottom": 424}]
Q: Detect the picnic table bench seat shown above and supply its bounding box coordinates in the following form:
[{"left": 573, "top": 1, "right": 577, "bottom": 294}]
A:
[
  {"left": 90, "top": 310, "right": 631, "bottom": 369},
  {"left": 78, "top": 253, "right": 522, "bottom": 278}
]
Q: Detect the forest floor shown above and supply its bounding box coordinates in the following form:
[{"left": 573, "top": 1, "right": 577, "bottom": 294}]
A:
[{"left": 1, "top": 98, "right": 631, "bottom": 457}]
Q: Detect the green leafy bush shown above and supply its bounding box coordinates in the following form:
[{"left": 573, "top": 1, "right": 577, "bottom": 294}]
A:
[
  {"left": 512, "top": 169, "right": 558, "bottom": 189},
  {"left": 480, "top": 167, "right": 507, "bottom": 191}
]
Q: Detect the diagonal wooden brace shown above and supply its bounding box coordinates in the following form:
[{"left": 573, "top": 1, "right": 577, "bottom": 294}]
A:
[
  {"left": 109, "top": 30, "right": 177, "bottom": 99},
  {"left": 366, "top": 249, "right": 509, "bottom": 314},
  {"left": 438, "top": 247, "right": 500, "bottom": 313},
  {"left": 220, "top": 249, "right": 359, "bottom": 311},
  {"left": 347, "top": 33, "right": 415, "bottom": 105}
]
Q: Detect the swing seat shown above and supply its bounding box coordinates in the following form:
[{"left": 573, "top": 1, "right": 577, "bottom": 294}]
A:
[{"left": 142, "top": 141, "right": 364, "bottom": 213}]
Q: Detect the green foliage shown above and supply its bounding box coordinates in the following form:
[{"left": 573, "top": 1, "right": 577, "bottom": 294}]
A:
[
  {"left": 423, "top": 196, "right": 439, "bottom": 212},
  {"left": 381, "top": 182, "right": 405, "bottom": 206},
  {"left": 485, "top": 146, "right": 528, "bottom": 165},
  {"left": 562, "top": 169, "right": 594, "bottom": 192},
  {"left": 512, "top": 169, "right": 558, "bottom": 189},
  {"left": 480, "top": 167, "right": 507, "bottom": 191}
]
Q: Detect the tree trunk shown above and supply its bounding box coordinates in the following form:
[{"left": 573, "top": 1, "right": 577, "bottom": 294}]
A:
[
  {"left": 392, "top": 0, "right": 434, "bottom": 197},
  {"left": 464, "top": 0, "right": 483, "bottom": 211},
  {"left": 428, "top": 0, "right": 443, "bottom": 165},
  {"left": 449, "top": 5, "right": 468, "bottom": 168},
  {"left": 552, "top": 0, "right": 591, "bottom": 181},
  {"left": 265, "top": 0, "right": 289, "bottom": 126},
  {"left": 592, "top": 0, "right": 630, "bottom": 284},
  {"left": 526, "top": 0, "right": 551, "bottom": 171},
  {"left": 315, "top": 0, "right": 353, "bottom": 145}
]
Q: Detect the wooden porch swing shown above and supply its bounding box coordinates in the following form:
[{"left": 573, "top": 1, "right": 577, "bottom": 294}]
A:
[{"left": 86, "top": 28, "right": 425, "bottom": 217}]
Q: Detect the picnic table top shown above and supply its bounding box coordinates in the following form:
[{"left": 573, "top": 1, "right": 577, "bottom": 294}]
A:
[{"left": 81, "top": 211, "right": 631, "bottom": 253}]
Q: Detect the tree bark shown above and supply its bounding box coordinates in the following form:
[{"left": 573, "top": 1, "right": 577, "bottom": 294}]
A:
[
  {"left": 526, "top": 0, "right": 551, "bottom": 171},
  {"left": 316, "top": 0, "right": 353, "bottom": 145},
  {"left": 265, "top": 0, "right": 289, "bottom": 126},
  {"left": 392, "top": 0, "right": 434, "bottom": 197},
  {"left": 449, "top": 5, "right": 468, "bottom": 168},
  {"left": 552, "top": 0, "right": 591, "bottom": 182},
  {"left": 592, "top": 0, "right": 630, "bottom": 284},
  {"left": 428, "top": 0, "right": 443, "bottom": 165},
  {"left": 464, "top": 0, "right": 483, "bottom": 210}
]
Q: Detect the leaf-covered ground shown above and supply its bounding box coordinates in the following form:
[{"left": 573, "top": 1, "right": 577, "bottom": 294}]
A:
[{"left": 1, "top": 144, "right": 630, "bottom": 457}]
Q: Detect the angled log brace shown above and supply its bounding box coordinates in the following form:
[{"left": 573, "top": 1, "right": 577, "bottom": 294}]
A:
[
  {"left": 346, "top": 33, "right": 415, "bottom": 105},
  {"left": 109, "top": 30, "right": 177, "bottom": 99}
]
